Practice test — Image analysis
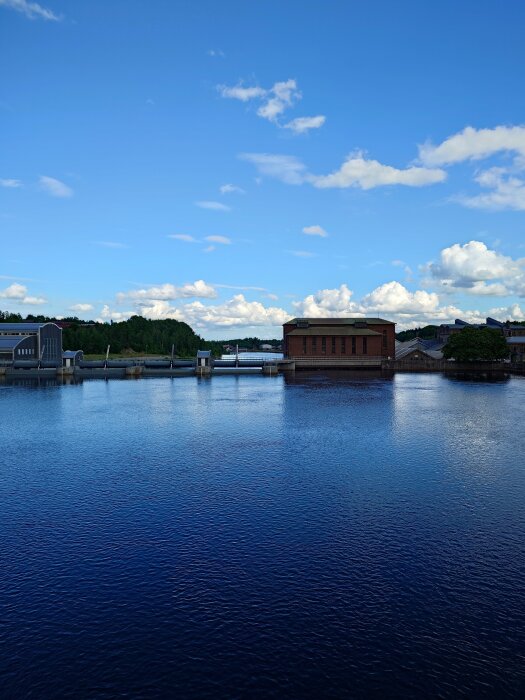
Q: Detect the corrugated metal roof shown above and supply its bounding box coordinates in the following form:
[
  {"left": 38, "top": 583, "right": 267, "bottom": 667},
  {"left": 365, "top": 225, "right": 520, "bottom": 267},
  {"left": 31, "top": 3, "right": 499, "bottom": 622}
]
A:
[
  {"left": 507, "top": 337, "right": 525, "bottom": 344},
  {"left": 0, "top": 336, "right": 26, "bottom": 349},
  {"left": 63, "top": 350, "right": 83, "bottom": 358},
  {"left": 197, "top": 350, "right": 211, "bottom": 357},
  {"left": 285, "top": 317, "right": 394, "bottom": 325},
  {"left": 287, "top": 327, "right": 381, "bottom": 336},
  {"left": 0, "top": 322, "right": 56, "bottom": 331}
]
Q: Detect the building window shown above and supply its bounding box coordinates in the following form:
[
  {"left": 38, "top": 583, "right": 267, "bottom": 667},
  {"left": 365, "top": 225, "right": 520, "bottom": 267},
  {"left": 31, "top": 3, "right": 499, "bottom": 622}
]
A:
[
  {"left": 302, "top": 336, "right": 307, "bottom": 354},
  {"left": 352, "top": 337, "right": 356, "bottom": 354},
  {"left": 383, "top": 330, "right": 387, "bottom": 348},
  {"left": 312, "top": 336, "right": 317, "bottom": 353},
  {"left": 363, "top": 337, "right": 368, "bottom": 354},
  {"left": 331, "top": 337, "right": 336, "bottom": 354},
  {"left": 321, "top": 336, "right": 326, "bottom": 354},
  {"left": 341, "top": 337, "right": 346, "bottom": 354}
]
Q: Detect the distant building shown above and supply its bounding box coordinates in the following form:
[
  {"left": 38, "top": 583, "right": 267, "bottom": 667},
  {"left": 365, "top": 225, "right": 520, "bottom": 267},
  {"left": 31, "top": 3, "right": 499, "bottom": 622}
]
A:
[
  {"left": 283, "top": 317, "right": 395, "bottom": 368},
  {"left": 260, "top": 343, "right": 274, "bottom": 351},
  {"left": 507, "top": 337, "right": 525, "bottom": 362},
  {"left": 395, "top": 337, "right": 444, "bottom": 361},
  {"left": 0, "top": 323, "right": 62, "bottom": 367}
]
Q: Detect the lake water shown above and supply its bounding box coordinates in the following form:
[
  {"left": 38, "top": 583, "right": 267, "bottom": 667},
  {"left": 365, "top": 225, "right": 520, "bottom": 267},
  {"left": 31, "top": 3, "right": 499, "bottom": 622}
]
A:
[{"left": 1, "top": 372, "right": 524, "bottom": 698}]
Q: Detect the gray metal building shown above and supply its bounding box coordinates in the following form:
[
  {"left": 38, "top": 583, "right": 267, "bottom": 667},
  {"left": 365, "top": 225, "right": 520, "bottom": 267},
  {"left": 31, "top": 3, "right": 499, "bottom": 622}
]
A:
[{"left": 0, "top": 323, "right": 63, "bottom": 367}]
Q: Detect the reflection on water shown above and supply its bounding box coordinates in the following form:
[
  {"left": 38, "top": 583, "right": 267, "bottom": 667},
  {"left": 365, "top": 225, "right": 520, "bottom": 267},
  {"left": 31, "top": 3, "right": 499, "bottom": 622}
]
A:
[{"left": 0, "top": 372, "right": 524, "bottom": 698}]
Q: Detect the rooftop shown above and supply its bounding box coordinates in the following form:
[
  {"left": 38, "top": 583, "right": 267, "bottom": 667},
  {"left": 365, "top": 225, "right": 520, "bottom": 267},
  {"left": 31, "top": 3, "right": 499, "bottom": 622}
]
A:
[
  {"left": 285, "top": 317, "right": 394, "bottom": 326},
  {"left": 0, "top": 336, "right": 27, "bottom": 349},
  {"left": 287, "top": 326, "right": 381, "bottom": 337},
  {"left": 0, "top": 322, "right": 59, "bottom": 332}
]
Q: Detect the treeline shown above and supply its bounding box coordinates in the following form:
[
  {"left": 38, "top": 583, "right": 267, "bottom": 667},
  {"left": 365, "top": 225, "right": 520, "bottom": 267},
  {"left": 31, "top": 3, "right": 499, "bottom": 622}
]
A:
[
  {"left": 1, "top": 311, "right": 206, "bottom": 356},
  {"left": 395, "top": 325, "right": 438, "bottom": 342},
  {"left": 0, "top": 311, "right": 281, "bottom": 357}
]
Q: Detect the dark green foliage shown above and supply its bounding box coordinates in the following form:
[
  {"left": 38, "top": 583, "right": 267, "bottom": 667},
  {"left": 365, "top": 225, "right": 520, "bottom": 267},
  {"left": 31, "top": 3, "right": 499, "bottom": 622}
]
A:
[
  {"left": 396, "top": 325, "right": 437, "bottom": 342},
  {"left": 442, "top": 327, "right": 510, "bottom": 362},
  {"left": 0, "top": 310, "right": 282, "bottom": 357}
]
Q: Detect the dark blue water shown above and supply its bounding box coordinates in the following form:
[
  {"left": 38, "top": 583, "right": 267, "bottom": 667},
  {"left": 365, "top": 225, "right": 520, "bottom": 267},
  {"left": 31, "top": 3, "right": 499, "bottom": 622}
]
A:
[{"left": 1, "top": 372, "right": 524, "bottom": 698}]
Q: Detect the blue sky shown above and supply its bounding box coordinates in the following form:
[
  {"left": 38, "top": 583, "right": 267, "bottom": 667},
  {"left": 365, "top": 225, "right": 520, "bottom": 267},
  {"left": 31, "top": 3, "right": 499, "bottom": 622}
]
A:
[{"left": 1, "top": 0, "right": 525, "bottom": 337}]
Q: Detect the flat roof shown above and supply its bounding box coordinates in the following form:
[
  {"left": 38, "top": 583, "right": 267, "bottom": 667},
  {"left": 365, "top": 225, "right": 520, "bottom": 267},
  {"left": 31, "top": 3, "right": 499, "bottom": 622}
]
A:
[
  {"left": 0, "top": 322, "right": 59, "bottom": 332},
  {"left": 285, "top": 317, "right": 394, "bottom": 325},
  {"left": 507, "top": 337, "right": 525, "bottom": 344},
  {"left": 287, "top": 327, "right": 381, "bottom": 336}
]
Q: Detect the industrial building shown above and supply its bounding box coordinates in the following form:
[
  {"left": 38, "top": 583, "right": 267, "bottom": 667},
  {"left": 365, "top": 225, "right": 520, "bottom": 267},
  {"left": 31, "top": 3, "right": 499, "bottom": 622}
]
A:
[
  {"left": 283, "top": 317, "right": 395, "bottom": 368},
  {"left": 0, "top": 323, "right": 62, "bottom": 367}
]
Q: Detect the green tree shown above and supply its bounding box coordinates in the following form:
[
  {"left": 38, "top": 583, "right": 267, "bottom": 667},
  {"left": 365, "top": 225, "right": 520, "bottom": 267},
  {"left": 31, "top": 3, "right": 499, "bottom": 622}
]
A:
[{"left": 443, "top": 327, "right": 510, "bottom": 362}]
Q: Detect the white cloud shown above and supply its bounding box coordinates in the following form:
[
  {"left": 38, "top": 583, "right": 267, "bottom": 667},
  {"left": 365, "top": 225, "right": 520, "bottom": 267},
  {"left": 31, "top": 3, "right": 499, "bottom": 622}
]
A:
[
  {"left": 98, "top": 305, "right": 134, "bottom": 323},
  {"left": 168, "top": 234, "right": 197, "bottom": 242},
  {"left": 220, "top": 183, "right": 245, "bottom": 194},
  {"left": 0, "top": 0, "right": 61, "bottom": 21},
  {"left": 214, "top": 284, "right": 267, "bottom": 291},
  {"left": 208, "top": 49, "right": 225, "bottom": 58},
  {"left": 203, "top": 245, "right": 215, "bottom": 253},
  {"left": 257, "top": 79, "right": 301, "bottom": 124},
  {"left": 205, "top": 235, "right": 231, "bottom": 245},
  {"left": 284, "top": 115, "right": 326, "bottom": 134},
  {"left": 70, "top": 303, "right": 94, "bottom": 313},
  {"left": 289, "top": 250, "right": 316, "bottom": 258},
  {"left": 458, "top": 167, "right": 525, "bottom": 211},
  {"left": 218, "top": 78, "right": 325, "bottom": 133},
  {"left": 0, "top": 282, "right": 46, "bottom": 305},
  {"left": 361, "top": 281, "right": 441, "bottom": 314},
  {"left": 293, "top": 284, "right": 358, "bottom": 317},
  {"left": 242, "top": 151, "right": 446, "bottom": 189},
  {"left": 311, "top": 152, "right": 446, "bottom": 189},
  {"left": 0, "top": 178, "right": 22, "bottom": 188},
  {"left": 195, "top": 200, "right": 231, "bottom": 212},
  {"left": 424, "top": 240, "right": 525, "bottom": 296},
  {"left": 134, "top": 295, "right": 290, "bottom": 330},
  {"left": 419, "top": 125, "right": 525, "bottom": 167},
  {"left": 217, "top": 83, "right": 266, "bottom": 101},
  {"left": 302, "top": 225, "right": 328, "bottom": 237},
  {"left": 39, "top": 175, "right": 73, "bottom": 198},
  {"left": 95, "top": 241, "right": 128, "bottom": 249},
  {"left": 240, "top": 153, "right": 308, "bottom": 185},
  {"left": 117, "top": 280, "right": 218, "bottom": 303}
]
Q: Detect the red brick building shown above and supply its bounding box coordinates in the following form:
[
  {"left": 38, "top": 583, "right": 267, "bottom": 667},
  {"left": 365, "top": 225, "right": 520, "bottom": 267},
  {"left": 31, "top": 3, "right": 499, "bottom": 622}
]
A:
[{"left": 283, "top": 317, "right": 396, "bottom": 368}]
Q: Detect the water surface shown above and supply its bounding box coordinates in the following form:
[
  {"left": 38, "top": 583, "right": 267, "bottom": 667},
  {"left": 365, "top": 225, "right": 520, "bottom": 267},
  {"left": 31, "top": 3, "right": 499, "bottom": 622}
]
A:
[{"left": 1, "top": 373, "right": 524, "bottom": 698}]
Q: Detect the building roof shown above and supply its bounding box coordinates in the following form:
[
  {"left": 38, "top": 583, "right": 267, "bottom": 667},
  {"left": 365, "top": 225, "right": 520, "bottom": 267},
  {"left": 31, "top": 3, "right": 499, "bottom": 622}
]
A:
[
  {"left": 197, "top": 350, "right": 211, "bottom": 358},
  {"left": 0, "top": 336, "right": 26, "bottom": 349},
  {"left": 395, "top": 338, "right": 444, "bottom": 360},
  {"left": 285, "top": 317, "right": 394, "bottom": 325},
  {"left": 0, "top": 322, "right": 58, "bottom": 332},
  {"left": 287, "top": 326, "right": 381, "bottom": 336},
  {"left": 63, "top": 350, "right": 83, "bottom": 358}
]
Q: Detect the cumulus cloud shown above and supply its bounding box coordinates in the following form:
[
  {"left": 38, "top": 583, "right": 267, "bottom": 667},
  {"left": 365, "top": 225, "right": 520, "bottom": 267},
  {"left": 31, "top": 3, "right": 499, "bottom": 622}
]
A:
[
  {"left": 458, "top": 167, "right": 525, "bottom": 211},
  {"left": 0, "top": 178, "right": 22, "bottom": 188},
  {"left": 302, "top": 225, "right": 328, "bottom": 237},
  {"left": 0, "top": 0, "right": 61, "bottom": 21},
  {"left": 168, "top": 234, "right": 197, "bottom": 242},
  {"left": 116, "top": 280, "right": 218, "bottom": 302},
  {"left": 311, "top": 152, "right": 446, "bottom": 189},
  {"left": 39, "top": 175, "right": 73, "bottom": 198},
  {"left": 257, "top": 79, "right": 301, "bottom": 124},
  {"left": 218, "top": 78, "right": 325, "bottom": 132},
  {"left": 0, "top": 283, "right": 46, "bottom": 305},
  {"left": 284, "top": 115, "right": 326, "bottom": 134},
  {"left": 220, "top": 183, "right": 245, "bottom": 194},
  {"left": 195, "top": 200, "right": 231, "bottom": 212},
  {"left": 242, "top": 151, "right": 446, "bottom": 190},
  {"left": 205, "top": 235, "right": 231, "bottom": 245},
  {"left": 419, "top": 125, "right": 525, "bottom": 167},
  {"left": 217, "top": 83, "right": 267, "bottom": 101},
  {"left": 239, "top": 153, "right": 308, "bottom": 185},
  {"left": 424, "top": 240, "right": 525, "bottom": 296},
  {"left": 70, "top": 303, "right": 94, "bottom": 313},
  {"left": 293, "top": 284, "right": 358, "bottom": 317},
  {"left": 134, "top": 295, "right": 290, "bottom": 331}
]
